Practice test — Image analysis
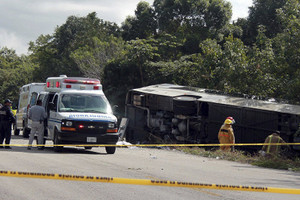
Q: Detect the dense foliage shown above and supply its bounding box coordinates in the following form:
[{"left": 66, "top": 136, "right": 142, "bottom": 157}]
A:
[
  {"left": 0, "top": 0, "right": 299, "bottom": 109},
  {"left": 0, "top": 48, "right": 37, "bottom": 105}
]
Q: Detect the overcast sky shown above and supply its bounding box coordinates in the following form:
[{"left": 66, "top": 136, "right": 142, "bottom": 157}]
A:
[{"left": 0, "top": 0, "right": 253, "bottom": 55}]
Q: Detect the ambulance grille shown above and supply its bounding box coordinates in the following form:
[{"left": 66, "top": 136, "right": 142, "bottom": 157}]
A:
[{"left": 74, "top": 121, "right": 107, "bottom": 134}]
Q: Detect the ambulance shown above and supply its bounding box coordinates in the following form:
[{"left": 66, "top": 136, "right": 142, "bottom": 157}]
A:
[
  {"left": 15, "top": 83, "right": 46, "bottom": 137},
  {"left": 39, "top": 75, "right": 119, "bottom": 154}
]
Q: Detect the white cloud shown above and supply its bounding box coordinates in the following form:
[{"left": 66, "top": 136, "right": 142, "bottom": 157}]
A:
[
  {"left": 0, "top": 28, "right": 28, "bottom": 55},
  {"left": 36, "top": 2, "right": 110, "bottom": 13},
  {"left": 0, "top": 0, "right": 155, "bottom": 55},
  {"left": 230, "top": 0, "right": 253, "bottom": 20}
]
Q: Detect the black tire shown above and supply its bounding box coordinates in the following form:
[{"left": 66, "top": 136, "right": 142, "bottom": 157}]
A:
[
  {"left": 14, "top": 126, "right": 20, "bottom": 136},
  {"left": 105, "top": 146, "right": 116, "bottom": 154},
  {"left": 173, "top": 96, "right": 198, "bottom": 116},
  {"left": 23, "top": 127, "right": 30, "bottom": 138},
  {"left": 53, "top": 130, "right": 63, "bottom": 152},
  {"left": 84, "top": 147, "right": 92, "bottom": 150}
]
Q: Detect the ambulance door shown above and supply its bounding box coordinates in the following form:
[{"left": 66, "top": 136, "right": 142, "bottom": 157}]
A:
[
  {"left": 26, "top": 92, "right": 39, "bottom": 129},
  {"left": 16, "top": 90, "right": 29, "bottom": 130},
  {"left": 48, "top": 94, "right": 59, "bottom": 140}
]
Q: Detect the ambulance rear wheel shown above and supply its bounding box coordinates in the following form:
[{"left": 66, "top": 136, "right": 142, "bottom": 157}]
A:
[
  {"left": 53, "top": 130, "right": 63, "bottom": 152},
  {"left": 23, "top": 127, "right": 30, "bottom": 138},
  {"left": 105, "top": 146, "right": 116, "bottom": 154},
  {"left": 14, "top": 125, "right": 20, "bottom": 136}
]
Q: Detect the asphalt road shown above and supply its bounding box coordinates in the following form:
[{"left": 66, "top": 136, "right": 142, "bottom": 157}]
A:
[{"left": 0, "top": 135, "right": 299, "bottom": 200}]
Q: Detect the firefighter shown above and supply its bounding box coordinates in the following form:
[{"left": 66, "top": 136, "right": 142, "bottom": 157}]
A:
[
  {"left": 0, "top": 99, "right": 15, "bottom": 149},
  {"left": 261, "top": 131, "right": 287, "bottom": 157},
  {"left": 226, "top": 116, "right": 235, "bottom": 124},
  {"left": 218, "top": 117, "right": 235, "bottom": 151}
]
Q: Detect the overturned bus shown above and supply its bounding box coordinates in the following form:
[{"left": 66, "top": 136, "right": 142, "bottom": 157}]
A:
[{"left": 124, "top": 84, "right": 300, "bottom": 151}]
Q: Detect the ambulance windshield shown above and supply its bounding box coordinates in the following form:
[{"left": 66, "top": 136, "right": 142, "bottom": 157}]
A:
[{"left": 58, "top": 94, "right": 112, "bottom": 114}]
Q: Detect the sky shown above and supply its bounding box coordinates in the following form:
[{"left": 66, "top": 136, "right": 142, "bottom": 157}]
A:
[{"left": 0, "top": 0, "right": 253, "bottom": 55}]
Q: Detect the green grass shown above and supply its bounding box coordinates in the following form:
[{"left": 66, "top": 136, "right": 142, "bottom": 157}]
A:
[{"left": 177, "top": 147, "right": 300, "bottom": 172}]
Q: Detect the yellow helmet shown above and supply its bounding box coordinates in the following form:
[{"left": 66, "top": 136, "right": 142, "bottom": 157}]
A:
[{"left": 224, "top": 119, "right": 233, "bottom": 125}]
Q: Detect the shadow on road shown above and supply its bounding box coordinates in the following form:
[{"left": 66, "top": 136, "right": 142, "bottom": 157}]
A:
[
  {"left": 7, "top": 134, "right": 112, "bottom": 155},
  {"left": 0, "top": 146, "right": 108, "bottom": 155},
  {"left": 11, "top": 135, "right": 28, "bottom": 140}
]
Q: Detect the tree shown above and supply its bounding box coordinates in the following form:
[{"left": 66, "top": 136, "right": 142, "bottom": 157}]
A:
[
  {"left": 70, "top": 36, "right": 125, "bottom": 79},
  {"left": 153, "top": 0, "right": 231, "bottom": 34},
  {"left": 153, "top": 0, "right": 232, "bottom": 53},
  {"left": 272, "top": 0, "right": 300, "bottom": 102},
  {"left": 121, "top": 1, "right": 156, "bottom": 40},
  {"left": 243, "top": 0, "right": 287, "bottom": 45},
  {"left": 29, "top": 12, "right": 121, "bottom": 81},
  {"left": 29, "top": 34, "right": 62, "bottom": 81},
  {"left": 0, "top": 47, "right": 37, "bottom": 103},
  {"left": 126, "top": 38, "right": 160, "bottom": 86},
  {"left": 233, "top": 18, "right": 250, "bottom": 44}
]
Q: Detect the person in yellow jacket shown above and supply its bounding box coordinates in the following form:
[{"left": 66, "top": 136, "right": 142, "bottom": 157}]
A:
[
  {"left": 261, "top": 131, "right": 287, "bottom": 156},
  {"left": 10, "top": 106, "right": 16, "bottom": 116},
  {"left": 218, "top": 117, "right": 235, "bottom": 151}
]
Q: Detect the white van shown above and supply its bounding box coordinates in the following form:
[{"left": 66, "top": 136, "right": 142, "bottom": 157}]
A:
[
  {"left": 38, "top": 75, "right": 119, "bottom": 154},
  {"left": 15, "top": 83, "right": 46, "bottom": 137}
]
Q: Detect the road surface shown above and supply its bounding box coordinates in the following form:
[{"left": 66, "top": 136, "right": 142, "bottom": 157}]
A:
[{"left": 0, "top": 135, "right": 299, "bottom": 200}]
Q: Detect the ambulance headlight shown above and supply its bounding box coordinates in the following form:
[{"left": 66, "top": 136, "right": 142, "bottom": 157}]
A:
[
  {"left": 66, "top": 121, "right": 73, "bottom": 127},
  {"left": 62, "top": 121, "right": 73, "bottom": 127},
  {"left": 108, "top": 123, "right": 115, "bottom": 128}
]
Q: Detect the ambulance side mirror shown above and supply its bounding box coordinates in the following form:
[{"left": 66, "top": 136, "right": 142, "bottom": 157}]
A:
[{"left": 112, "top": 105, "right": 119, "bottom": 113}]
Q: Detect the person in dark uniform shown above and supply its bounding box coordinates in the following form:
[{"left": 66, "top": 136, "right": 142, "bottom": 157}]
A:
[{"left": 0, "top": 99, "right": 16, "bottom": 149}]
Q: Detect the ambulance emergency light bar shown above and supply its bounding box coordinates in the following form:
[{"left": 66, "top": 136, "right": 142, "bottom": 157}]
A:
[{"left": 45, "top": 75, "right": 102, "bottom": 92}]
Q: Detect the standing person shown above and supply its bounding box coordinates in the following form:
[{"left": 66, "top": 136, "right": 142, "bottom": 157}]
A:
[
  {"left": 261, "top": 131, "right": 287, "bottom": 157},
  {"left": 218, "top": 117, "right": 235, "bottom": 151},
  {"left": 0, "top": 99, "right": 15, "bottom": 149},
  {"left": 28, "top": 100, "right": 47, "bottom": 150}
]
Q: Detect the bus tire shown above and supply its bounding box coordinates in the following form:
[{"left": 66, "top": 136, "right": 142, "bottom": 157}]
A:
[{"left": 173, "top": 96, "right": 198, "bottom": 116}]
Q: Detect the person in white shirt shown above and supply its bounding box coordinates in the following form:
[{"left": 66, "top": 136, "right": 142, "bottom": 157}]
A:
[{"left": 28, "top": 100, "right": 47, "bottom": 150}]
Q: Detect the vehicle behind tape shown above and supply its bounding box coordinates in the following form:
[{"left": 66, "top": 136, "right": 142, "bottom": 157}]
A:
[
  {"left": 15, "top": 83, "right": 46, "bottom": 137},
  {"left": 39, "top": 75, "right": 118, "bottom": 154},
  {"left": 125, "top": 84, "right": 300, "bottom": 152}
]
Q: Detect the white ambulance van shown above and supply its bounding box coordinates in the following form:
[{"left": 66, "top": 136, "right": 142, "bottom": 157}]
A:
[
  {"left": 39, "top": 75, "right": 119, "bottom": 154},
  {"left": 15, "top": 83, "right": 46, "bottom": 137}
]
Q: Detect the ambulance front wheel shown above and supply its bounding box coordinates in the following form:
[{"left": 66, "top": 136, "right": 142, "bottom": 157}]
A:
[
  {"left": 105, "top": 146, "right": 116, "bottom": 154},
  {"left": 53, "top": 129, "right": 63, "bottom": 152}
]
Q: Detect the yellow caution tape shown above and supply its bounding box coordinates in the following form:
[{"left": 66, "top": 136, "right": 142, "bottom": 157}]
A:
[
  {"left": 3, "top": 143, "right": 300, "bottom": 147},
  {"left": 0, "top": 170, "right": 299, "bottom": 194}
]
